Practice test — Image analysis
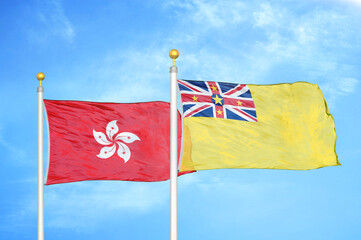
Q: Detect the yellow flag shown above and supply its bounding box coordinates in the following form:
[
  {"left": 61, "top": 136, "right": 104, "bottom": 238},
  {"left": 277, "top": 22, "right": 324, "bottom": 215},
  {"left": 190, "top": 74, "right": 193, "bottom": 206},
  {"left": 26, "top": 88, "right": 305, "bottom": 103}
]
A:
[{"left": 178, "top": 80, "right": 339, "bottom": 171}]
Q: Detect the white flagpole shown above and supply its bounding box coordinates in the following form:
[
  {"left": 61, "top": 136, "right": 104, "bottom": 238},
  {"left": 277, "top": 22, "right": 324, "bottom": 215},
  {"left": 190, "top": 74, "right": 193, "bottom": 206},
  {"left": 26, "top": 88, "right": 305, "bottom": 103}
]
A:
[
  {"left": 37, "top": 72, "right": 45, "bottom": 240},
  {"left": 169, "top": 49, "right": 179, "bottom": 240}
]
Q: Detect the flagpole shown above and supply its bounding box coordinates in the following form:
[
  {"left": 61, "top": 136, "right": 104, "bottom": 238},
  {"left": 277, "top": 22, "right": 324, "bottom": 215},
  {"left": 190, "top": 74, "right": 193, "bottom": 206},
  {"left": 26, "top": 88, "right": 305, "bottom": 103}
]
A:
[
  {"left": 169, "top": 49, "right": 179, "bottom": 240},
  {"left": 37, "top": 72, "right": 45, "bottom": 240}
]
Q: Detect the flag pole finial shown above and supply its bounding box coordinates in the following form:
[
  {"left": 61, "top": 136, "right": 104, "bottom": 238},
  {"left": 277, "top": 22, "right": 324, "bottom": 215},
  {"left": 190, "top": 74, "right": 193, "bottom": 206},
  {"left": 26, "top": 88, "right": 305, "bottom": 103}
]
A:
[
  {"left": 36, "top": 72, "right": 45, "bottom": 87},
  {"left": 169, "top": 49, "right": 179, "bottom": 66}
]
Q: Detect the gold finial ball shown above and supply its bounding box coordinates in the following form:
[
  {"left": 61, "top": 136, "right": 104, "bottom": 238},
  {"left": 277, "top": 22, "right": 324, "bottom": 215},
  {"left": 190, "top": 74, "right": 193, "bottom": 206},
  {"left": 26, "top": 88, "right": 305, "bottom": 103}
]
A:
[
  {"left": 36, "top": 72, "right": 45, "bottom": 81},
  {"left": 169, "top": 49, "right": 179, "bottom": 60}
]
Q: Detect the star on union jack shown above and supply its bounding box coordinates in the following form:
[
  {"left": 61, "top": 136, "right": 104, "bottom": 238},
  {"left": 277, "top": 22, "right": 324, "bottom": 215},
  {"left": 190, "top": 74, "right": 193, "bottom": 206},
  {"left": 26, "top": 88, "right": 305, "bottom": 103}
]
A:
[{"left": 177, "top": 79, "right": 258, "bottom": 122}]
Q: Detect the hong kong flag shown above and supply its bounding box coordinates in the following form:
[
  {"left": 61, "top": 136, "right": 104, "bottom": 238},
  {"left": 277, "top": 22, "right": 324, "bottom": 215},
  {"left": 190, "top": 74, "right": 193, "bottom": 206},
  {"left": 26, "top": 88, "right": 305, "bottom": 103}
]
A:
[{"left": 44, "top": 100, "right": 190, "bottom": 185}]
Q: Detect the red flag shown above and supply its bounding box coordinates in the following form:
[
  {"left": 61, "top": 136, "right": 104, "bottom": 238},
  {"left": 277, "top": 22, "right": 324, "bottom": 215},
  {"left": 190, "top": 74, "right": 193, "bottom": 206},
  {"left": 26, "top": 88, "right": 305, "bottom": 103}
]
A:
[{"left": 44, "top": 100, "right": 190, "bottom": 185}]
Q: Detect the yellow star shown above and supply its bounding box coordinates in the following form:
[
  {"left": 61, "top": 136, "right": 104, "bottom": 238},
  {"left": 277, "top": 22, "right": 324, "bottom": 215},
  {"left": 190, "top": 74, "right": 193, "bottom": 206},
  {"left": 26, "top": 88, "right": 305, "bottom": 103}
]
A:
[
  {"left": 192, "top": 96, "right": 198, "bottom": 101},
  {"left": 212, "top": 95, "right": 223, "bottom": 105},
  {"left": 217, "top": 109, "right": 223, "bottom": 115},
  {"left": 237, "top": 100, "right": 243, "bottom": 106},
  {"left": 211, "top": 85, "right": 217, "bottom": 91}
]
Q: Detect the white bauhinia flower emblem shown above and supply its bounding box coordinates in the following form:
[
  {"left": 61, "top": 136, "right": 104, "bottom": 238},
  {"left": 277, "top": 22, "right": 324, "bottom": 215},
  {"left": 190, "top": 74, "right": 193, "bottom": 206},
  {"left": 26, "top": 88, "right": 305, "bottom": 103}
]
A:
[{"left": 93, "top": 120, "right": 140, "bottom": 162}]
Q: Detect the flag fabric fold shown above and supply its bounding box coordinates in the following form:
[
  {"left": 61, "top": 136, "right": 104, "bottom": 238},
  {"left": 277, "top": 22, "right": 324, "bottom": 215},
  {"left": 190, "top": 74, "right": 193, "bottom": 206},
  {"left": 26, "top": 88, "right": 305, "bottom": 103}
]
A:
[
  {"left": 178, "top": 80, "right": 339, "bottom": 171},
  {"left": 44, "top": 100, "right": 190, "bottom": 185}
]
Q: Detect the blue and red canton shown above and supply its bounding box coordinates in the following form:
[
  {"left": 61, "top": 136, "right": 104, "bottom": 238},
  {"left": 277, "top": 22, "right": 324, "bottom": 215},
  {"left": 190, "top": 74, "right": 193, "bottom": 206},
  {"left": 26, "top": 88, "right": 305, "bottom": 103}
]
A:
[{"left": 178, "top": 79, "right": 258, "bottom": 122}]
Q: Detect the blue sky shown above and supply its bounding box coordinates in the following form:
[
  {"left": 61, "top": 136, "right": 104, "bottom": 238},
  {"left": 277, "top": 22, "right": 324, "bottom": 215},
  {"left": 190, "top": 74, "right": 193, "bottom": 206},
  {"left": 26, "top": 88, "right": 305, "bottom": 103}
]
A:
[{"left": 1, "top": 0, "right": 361, "bottom": 239}]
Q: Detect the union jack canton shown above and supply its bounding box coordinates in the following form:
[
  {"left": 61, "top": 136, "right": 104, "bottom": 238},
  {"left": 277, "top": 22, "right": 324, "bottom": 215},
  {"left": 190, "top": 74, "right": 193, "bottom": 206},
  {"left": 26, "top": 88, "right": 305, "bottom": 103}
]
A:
[{"left": 177, "top": 79, "right": 258, "bottom": 122}]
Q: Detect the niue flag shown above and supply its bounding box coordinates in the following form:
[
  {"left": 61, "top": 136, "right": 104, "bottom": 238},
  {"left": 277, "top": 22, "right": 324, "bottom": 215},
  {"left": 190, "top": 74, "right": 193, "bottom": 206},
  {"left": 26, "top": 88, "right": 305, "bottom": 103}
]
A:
[{"left": 178, "top": 80, "right": 339, "bottom": 172}]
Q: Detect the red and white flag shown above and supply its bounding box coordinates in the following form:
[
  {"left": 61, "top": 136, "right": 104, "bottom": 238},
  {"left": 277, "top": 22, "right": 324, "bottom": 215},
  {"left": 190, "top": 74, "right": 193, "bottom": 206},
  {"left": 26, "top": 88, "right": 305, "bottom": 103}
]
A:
[{"left": 44, "top": 100, "right": 189, "bottom": 185}]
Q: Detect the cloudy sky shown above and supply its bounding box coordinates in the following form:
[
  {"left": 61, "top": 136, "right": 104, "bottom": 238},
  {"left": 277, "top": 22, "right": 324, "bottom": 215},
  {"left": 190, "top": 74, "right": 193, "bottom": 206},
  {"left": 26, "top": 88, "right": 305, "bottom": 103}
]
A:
[{"left": 1, "top": 0, "right": 361, "bottom": 239}]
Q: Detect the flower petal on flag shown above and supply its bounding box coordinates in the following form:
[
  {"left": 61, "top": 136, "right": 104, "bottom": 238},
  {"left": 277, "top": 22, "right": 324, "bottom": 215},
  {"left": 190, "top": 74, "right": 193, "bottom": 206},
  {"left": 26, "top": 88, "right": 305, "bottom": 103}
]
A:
[
  {"left": 115, "top": 132, "right": 140, "bottom": 143},
  {"left": 93, "top": 130, "right": 112, "bottom": 145},
  {"left": 117, "top": 142, "right": 131, "bottom": 163},
  {"left": 97, "top": 144, "right": 116, "bottom": 159},
  {"left": 106, "top": 120, "right": 119, "bottom": 140}
]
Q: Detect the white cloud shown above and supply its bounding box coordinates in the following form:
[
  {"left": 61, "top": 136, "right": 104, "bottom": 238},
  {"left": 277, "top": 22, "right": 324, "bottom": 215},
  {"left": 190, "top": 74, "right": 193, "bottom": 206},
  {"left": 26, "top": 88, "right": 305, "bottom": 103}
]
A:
[
  {"left": 247, "top": 2, "right": 361, "bottom": 101},
  {"left": 178, "top": 171, "right": 294, "bottom": 212},
  {"left": 165, "top": 0, "right": 246, "bottom": 28},
  {"left": 331, "top": 0, "right": 361, "bottom": 8},
  {"left": 87, "top": 48, "right": 172, "bottom": 103},
  {"left": 0, "top": 127, "right": 26, "bottom": 160},
  {"left": 162, "top": 1, "right": 359, "bottom": 86},
  {"left": 5, "top": 174, "right": 198, "bottom": 231},
  {"left": 50, "top": 1, "right": 360, "bottom": 108},
  {"left": 339, "top": 78, "right": 358, "bottom": 93},
  {"left": 29, "top": 0, "right": 75, "bottom": 43},
  {"left": 321, "top": 77, "right": 359, "bottom": 107},
  {"left": 43, "top": 45, "right": 175, "bottom": 103},
  {"left": 253, "top": 2, "right": 284, "bottom": 28},
  {"left": 19, "top": 181, "right": 170, "bottom": 230}
]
